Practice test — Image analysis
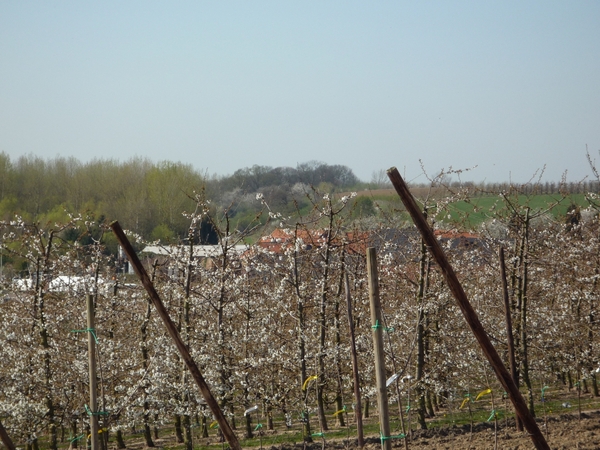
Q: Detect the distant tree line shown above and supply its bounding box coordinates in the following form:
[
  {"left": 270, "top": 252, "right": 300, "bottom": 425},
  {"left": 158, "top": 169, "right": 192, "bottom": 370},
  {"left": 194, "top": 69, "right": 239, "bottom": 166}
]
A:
[
  {"left": 215, "top": 161, "right": 359, "bottom": 193},
  {"left": 0, "top": 153, "right": 205, "bottom": 242},
  {"left": 0, "top": 153, "right": 361, "bottom": 241}
]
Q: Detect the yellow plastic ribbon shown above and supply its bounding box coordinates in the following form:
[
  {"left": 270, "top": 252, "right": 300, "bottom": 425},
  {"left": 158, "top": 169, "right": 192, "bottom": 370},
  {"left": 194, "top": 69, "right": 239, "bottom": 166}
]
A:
[
  {"left": 87, "top": 429, "right": 107, "bottom": 438},
  {"left": 475, "top": 389, "right": 492, "bottom": 401},
  {"left": 302, "top": 375, "right": 318, "bottom": 390},
  {"left": 333, "top": 406, "right": 346, "bottom": 416},
  {"left": 209, "top": 420, "right": 219, "bottom": 429},
  {"left": 459, "top": 397, "right": 470, "bottom": 409}
]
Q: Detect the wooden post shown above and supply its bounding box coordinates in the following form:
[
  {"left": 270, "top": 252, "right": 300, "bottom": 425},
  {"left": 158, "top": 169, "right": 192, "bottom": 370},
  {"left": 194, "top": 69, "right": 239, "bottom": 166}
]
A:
[
  {"left": 109, "top": 221, "right": 241, "bottom": 450},
  {"left": 386, "top": 167, "right": 550, "bottom": 450},
  {"left": 499, "top": 246, "right": 522, "bottom": 431},
  {"left": 367, "top": 247, "right": 392, "bottom": 450},
  {"left": 344, "top": 272, "right": 364, "bottom": 448},
  {"left": 87, "top": 294, "right": 100, "bottom": 450},
  {"left": 0, "top": 419, "right": 16, "bottom": 450}
]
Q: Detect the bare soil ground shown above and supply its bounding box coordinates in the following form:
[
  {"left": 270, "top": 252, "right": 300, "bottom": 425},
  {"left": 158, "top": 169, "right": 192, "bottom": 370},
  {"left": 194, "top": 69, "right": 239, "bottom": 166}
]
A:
[{"left": 356, "top": 411, "right": 600, "bottom": 449}]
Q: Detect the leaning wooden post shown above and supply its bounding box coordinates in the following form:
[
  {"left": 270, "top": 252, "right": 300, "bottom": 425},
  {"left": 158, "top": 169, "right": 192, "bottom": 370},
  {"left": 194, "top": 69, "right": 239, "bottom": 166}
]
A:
[
  {"left": 386, "top": 167, "right": 550, "bottom": 450},
  {"left": 344, "top": 272, "right": 364, "bottom": 448},
  {"left": 367, "top": 247, "right": 392, "bottom": 450},
  {"left": 0, "top": 419, "right": 16, "bottom": 450},
  {"left": 499, "top": 246, "right": 522, "bottom": 431},
  {"left": 87, "top": 294, "right": 100, "bottom": 450},
  {"left": 109, "top": 221, "right": 241, "bottom": 450}
]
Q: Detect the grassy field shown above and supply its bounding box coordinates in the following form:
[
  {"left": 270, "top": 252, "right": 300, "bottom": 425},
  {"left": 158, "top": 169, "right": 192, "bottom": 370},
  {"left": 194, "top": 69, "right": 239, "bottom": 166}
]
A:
[{"left": 342, "top": 189, "right": 592, "bottom": 230}]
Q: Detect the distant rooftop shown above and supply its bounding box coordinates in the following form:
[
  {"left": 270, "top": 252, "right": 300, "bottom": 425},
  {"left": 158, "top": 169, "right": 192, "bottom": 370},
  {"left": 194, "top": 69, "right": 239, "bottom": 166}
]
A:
[{"left": 141, "top": 244, "right": 249, "bottom": 258}]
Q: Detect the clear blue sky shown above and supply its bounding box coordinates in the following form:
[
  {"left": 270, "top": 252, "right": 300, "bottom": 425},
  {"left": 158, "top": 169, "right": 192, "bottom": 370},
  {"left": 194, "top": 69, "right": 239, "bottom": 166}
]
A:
[{"left": 1, "top": 1, "right": 599, "bottom": 184}]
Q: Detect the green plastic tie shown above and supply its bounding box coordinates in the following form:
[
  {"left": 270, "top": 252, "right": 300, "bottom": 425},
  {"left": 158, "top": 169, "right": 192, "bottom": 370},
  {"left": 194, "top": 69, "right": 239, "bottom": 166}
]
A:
[
  {"left": 405, "top": 404, "right": 411, "bottom": 413},
  {"left": 541, "top": 385, "right": 549, "bottom": 401},
  {"left": 70, "top": 435, "right": 85, "bottom": 443},
  {"left": 84, "top": 404, "right": 108, "bottom": 416},
  {"left": 371, "top": 320, "right": 394, "bottom": 332},
  {"left": 71, "top": 328, "right": 99, "bottom": 344},
  {"left": 254, "top": 424, "right": 263, "bottom": 431},
  {"left": 380, "top": 433, "right": 406, "bottom": 441},
  {"left": 311, "top": 432, "right": 325, "bottom": 438},
  {"left": 487, "top": 409, "right": 497, "bottom": 422}
]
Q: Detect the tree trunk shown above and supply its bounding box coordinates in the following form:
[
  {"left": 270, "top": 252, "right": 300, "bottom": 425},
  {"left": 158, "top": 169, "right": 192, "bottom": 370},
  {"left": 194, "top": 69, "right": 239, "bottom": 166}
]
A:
[
  {"left": 215, "top": 220, "right": 234, "bottom": 429},
  {"left": 36, "top": 239, "right": 57, "bottom": 450},
  {"left": 267, "top": 406, "right": 274, "bottom": 431},
  {"left": 519, "top": 209, "right": 535, "bottom": 417},
  {"left": 415, "top": 238, "right": 428, "bottom": 430},
  {"left": 71, "top": 420, "right": 78, "bottom": 449},
  {"left": 201, "top": 415, "right": 208, "bottom": 438},
  {"left": 500, "top": 246, "right": 523, "bottom": 431},
  {"left": 174, "top": 416, "right": 184, "bottom": 443},
  {"left": 244, "top": 413, "right": 253, "bottom": 439},
  {"left": 115, "top": 430, "right": 126, "bottom": 449},
  {"left": 182, "top": 246, "right": 193, "bottom": 450},
  {"left": 141, "top": 299, "right": 154, "bottom": 448},
  {"left": 425, "top": 391, "right": 435, "bottom": 418},
  {"left": 294, "top": 226, "right": 313, "bottom": 443},
  {"left": 243, "top": 287, "right": 254, "bottom": 440},
  {"left": 334, "top": 267, "right": 345, "bottom": 427},
  {"left": 344, "top": 271, "right": 364, "bottom": 448},
  {"left": 182, "top": 414, "right": 192, "bottom": 450},
  {"left": 316, "top": 216, "right": 334, "bottom": 433},
  {"left": 143, "top": 420, "right": 154, "bottom": 449}
]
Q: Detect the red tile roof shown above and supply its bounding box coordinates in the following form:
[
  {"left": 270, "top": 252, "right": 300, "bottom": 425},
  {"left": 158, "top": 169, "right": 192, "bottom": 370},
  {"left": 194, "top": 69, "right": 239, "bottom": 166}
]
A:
[{"left": 257, "top": 228, "right": 368, "bottom": 254}]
